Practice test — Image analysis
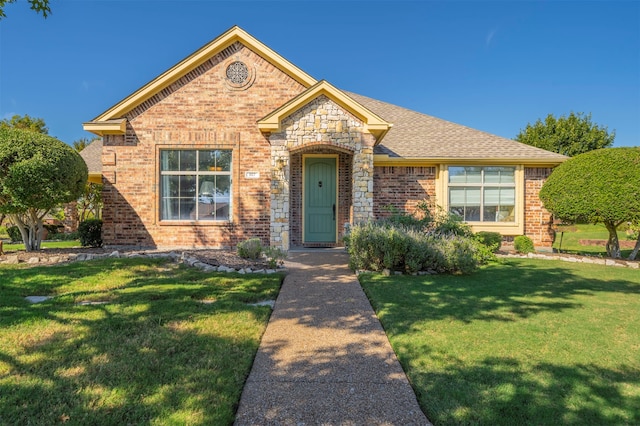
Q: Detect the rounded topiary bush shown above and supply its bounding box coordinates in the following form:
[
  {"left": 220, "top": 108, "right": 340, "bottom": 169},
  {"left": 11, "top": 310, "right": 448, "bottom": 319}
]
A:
[
  {"left": 514, "top": 235, "right": 534, "bottom": 254},
  {"left": 78, "top": 219, "right": 103, "bottom": 247}
]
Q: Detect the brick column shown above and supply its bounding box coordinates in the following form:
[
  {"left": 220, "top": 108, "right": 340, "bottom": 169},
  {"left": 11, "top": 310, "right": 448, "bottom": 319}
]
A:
[{"left": 63, "top": 201, "right": 79, "bottom": 233}]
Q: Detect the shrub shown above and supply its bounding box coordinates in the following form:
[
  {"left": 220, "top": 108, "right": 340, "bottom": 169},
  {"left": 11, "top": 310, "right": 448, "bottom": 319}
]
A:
[
  {"left": 432, "top": 207, "right": 472, "bottom": 237},
  {"left": 379, "top": 200, "right": 432, "bottom": 231},
  {"left": 514, "top": 235, "right": 535, "bottom": 254},
  {"left": 475, "top": 231, "right": 502, "bottom": 252},
  {"left": 347, "top": 222, "right": 489, "bottom": 275},
  {"left": 7, "top": 225, "right": 22, "bottom": 242},
  {"left": 263, "top": 246, "right": 287, "bottom": 269},
  {"left": 78, "top": 219, "right": 103, "bottom": 247},
  {"left": 237, "top": 238, "right": 263, "bottom": 260},
  {"left": 43, "top": 223, "right": 63, "bottom": 238}
]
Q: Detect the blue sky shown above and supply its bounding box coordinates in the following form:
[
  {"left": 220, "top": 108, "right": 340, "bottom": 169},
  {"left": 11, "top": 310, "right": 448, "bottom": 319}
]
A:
[{"left": 1, "top": 0, "right": 638, "bottom": 147}]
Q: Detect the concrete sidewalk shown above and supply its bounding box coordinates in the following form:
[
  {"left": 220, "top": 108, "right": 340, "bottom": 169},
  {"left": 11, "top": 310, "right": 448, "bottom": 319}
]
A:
[{"left": 234, "top": 249, "right": 431, "bottom": 425}]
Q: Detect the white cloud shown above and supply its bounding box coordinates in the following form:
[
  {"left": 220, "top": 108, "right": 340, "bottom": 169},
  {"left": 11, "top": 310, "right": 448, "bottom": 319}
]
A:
[{"left": 485, "top": 29, "right": 497, "bottom": 47}]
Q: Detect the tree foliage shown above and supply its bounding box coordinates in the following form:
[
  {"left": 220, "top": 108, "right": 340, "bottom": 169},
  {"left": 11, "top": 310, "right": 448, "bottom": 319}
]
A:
[
  {"left": 0, "top": 128, "right": 87, "bottom": 251},
  {"left": 539, "top": 148, "right": 640, "bottom": 259},
  {"left": 72, "top": 136, "right": 99, "bottom": 152},
  {"left": 0, "top": 114, "right": 48, "bottom": 134},
  {"left": 0, "top": 0, "right": 50, "bottom": 19},
  {"left": 515, "top": 112, "right": 615, "bottom": 157}
]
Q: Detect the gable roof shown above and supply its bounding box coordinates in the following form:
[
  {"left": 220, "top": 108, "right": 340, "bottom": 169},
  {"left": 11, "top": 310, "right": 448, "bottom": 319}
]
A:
[
  {"left": 258, "top": 80, "right": 392, "bottom": 140},
  {"left": 84, "top": 26, "right": 317, "bottom": 133},
  {"left": 347, "top": 92, "right": 568, "bottom": 164},
  {"left": 82, "top": 26, "right": 566, "bottom": 165}
]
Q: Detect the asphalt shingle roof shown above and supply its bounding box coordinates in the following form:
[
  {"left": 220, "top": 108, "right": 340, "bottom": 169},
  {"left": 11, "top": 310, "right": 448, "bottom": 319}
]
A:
[
  {"left": 80, "top": 139, "right": 102, "bottom": 174},
  {"left": 346, "top": 92, "right": 567, "bottom": 162}
]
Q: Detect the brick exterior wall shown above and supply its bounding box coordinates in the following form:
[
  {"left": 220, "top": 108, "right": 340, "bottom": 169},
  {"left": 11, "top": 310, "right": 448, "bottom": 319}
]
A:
[
  {"left": 101, "top": 42, "right": 305, "bottom": 248},
  {"left": 524, "top": 167, "right": 555, "bottom": 248},
  {"left": 373, "top": 166, "right": 436, "bottom": 219},
  {"left": 98, "top": 38, "right": 556, "bottom": 251},
  {"left": 372, "top": 165, "right": 555, "bottom": 249}
]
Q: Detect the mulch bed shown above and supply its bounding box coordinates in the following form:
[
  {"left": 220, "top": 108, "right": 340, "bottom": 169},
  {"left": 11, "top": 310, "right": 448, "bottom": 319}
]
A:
[{"left": 0, "top": 246, "right": 271, "bottom": 270}]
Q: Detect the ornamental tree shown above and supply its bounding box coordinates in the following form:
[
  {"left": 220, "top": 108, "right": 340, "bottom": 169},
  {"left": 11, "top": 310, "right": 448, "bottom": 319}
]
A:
[
  {"left": 539, "top": 147, "right": 640, "bottom": 259},
  {"left": 515, "top": 112, "right": 615, "bottom": 157},
  {"left": 0, "top": 128, "right": 87, "bottom": 251}
]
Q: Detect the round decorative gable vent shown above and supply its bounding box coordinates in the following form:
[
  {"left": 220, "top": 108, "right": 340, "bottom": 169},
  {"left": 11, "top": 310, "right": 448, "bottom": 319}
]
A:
[{"left": 224, "top": 60, "right": 255, "bottom": 90}]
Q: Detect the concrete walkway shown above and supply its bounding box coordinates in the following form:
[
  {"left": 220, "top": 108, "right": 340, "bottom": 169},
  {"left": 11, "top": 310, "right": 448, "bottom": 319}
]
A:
[{"left": 234, "top": 250, "right": 431, "bottom": 425}]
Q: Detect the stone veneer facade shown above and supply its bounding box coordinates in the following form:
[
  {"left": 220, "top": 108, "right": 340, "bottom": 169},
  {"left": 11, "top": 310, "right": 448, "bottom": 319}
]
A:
[{"left": 268, "top": 95, "right": 376, "bottom": 250}]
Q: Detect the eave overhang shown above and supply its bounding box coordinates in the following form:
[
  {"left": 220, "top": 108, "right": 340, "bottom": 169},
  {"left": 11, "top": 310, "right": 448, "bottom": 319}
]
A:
[
  {"left": 258, "top": 80, "right": 393, "bottom": 142},
  {"left": 373, "top": 154, "right": 567, "bottom": 167},
  {"left": 88, "top": 173, "right": 103, "bottom": 184},
  {"left": 82, "top": 118, "right": 127, "bottom": 136},
  {"left": 86, "top": 25, "right": 317, "bottom": 127}
]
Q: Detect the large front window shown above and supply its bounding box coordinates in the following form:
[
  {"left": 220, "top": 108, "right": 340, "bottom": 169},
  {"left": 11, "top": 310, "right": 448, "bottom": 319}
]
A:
[
  {"left": 448, "top": 166, "right": 515, "bottom": 222},
  {"left": 160, "top": 150, "right": 232, "bottom": 221}
]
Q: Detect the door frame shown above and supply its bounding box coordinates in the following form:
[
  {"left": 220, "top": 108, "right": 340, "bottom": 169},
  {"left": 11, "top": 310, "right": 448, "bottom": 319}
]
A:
[{"left": 302, "top": 154, "right": 339, "bottom": 244}]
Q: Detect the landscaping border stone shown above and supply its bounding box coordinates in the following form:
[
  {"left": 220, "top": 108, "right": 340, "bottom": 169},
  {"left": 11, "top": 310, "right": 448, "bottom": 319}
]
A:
[{"left": 499, "top": 252, "right": 639, "bottom": 269}]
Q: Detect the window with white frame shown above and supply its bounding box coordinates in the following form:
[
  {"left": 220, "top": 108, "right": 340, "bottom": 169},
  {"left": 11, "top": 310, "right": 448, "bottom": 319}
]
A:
[
  {"left": 448, "top": 166, "right": 515, "bottom": 222},
  {"left": 160, "top": 149, "right": 232, "bottom": 221}
]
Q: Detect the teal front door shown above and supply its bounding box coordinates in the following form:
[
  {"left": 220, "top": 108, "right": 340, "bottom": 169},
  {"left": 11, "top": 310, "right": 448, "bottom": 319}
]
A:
[{"left": 304, "top": 157, "right": 337, "bottom": 243}]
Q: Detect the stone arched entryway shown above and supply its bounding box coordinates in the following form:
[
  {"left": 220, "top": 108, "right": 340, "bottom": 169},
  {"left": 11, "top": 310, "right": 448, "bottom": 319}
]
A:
[{"left": 267, "top": 95, "right": 377, "bottom": 250}]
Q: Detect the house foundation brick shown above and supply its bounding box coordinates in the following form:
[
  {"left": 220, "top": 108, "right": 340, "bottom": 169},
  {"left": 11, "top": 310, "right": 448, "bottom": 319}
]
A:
[{"left": 524, "top": 167, "right": 555, "bottom": 248}]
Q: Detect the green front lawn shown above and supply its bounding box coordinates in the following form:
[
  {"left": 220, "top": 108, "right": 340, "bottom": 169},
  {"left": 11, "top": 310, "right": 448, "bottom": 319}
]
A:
[
  {"left": 0, "top": 258, "right": 282, "bottom": 425},
  {"left": 360, "top": 259, "right": 640, "bottom": 425},
  {"left": 2, "top": 239, "right": 82, "bottom": 252},
  {"left": 553, "top": 223, "right": 634, "bottom": 257}
]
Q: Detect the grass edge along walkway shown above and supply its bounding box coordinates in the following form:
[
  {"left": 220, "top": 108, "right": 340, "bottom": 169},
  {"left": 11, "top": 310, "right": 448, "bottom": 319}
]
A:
[{"left": 359, "top": 258, "right": 640, "bottom": 425}]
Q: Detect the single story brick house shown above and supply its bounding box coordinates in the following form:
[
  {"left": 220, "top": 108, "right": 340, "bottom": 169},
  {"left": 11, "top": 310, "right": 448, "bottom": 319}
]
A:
[{"left": 83, "top": 26, "right": 566, "bottom": 251}]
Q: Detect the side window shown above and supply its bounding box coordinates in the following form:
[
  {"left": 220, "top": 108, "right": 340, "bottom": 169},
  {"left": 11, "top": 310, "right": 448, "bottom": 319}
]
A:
[
  {"left": 448, "top": 166, "right": 515, "bottom": 222},
  {"left": 160, "top": 150, "right": 232, "bottom": 221}
]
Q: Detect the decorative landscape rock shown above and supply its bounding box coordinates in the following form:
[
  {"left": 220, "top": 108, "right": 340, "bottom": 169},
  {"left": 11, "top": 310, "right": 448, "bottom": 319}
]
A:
[
  {"left": 25, "top": 296, "right": 52, "bottom": 303},
  {"left": 499, "top": 252, "right": 638, "bottom": 269},
  {"left": 0, "top": 247, "right": 288, "bottom": 276}
]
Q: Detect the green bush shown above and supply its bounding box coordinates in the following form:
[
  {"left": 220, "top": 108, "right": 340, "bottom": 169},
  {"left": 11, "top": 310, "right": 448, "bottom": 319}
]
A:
[
  {"left": 43, "top": 223, "right": 63, "bottom": 238},
  {"left": 347, "top": 222, "right": 490, "bottom": 275},
  {"left": 78, "top": 219, "right": 102, "bottom": 247},
  {"left": 237, "top": 238, "right": 263, "bottom": 260},
  {"left": 475, "top": 231, "right": 502, "bottom": 252},
  {"left": 7, "top": 225, "right": 22, "bottom": 243},
  {"left": 264, "top": 246, "right": 287, "bottom": 269},
  {"left": 432, "top": 208, "right": 472, "bottom": 237},
  {"left": 379, "top": 201, "right": 432, "bottom": 231},
  {"left": 514, "top": 235, "right": 535, "bottom": 254}
]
